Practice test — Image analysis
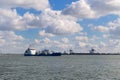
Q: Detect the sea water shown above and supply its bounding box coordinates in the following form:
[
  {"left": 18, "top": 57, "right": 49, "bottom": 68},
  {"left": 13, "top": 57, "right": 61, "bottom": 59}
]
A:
[{"left": 0, "top": 54, "right": 120, "bottom": 80}]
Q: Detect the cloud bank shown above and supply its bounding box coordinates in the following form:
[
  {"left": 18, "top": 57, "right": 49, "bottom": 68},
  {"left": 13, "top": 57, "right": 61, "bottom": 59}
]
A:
[
  {"left": 0, "top": 0, "right": 120, "bottom": 53},
  {"left": 0, "top": 0, "right": 50, "bottom": 10}
]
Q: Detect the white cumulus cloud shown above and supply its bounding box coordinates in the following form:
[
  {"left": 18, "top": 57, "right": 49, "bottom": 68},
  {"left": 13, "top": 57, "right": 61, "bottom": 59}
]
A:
[
  {"left": 0, "top": 31, "right": 25, "bottom": 53},
  {"left": 0, "top": 31, "right": 24, "bottom": 42},
  {"left": 39, "top": 30, "right": 55, "bottom": 37},
  {"left": 90, "top": 25, "right": 109, "bottom": 33},
  {"left": 61, "top": 38, "right": 69, "bottom": 43},
  {"left": 62, "top": 0, "right": 95, "bottom": 19},
  {"left": 0, "top": 8, "right": 27, "bottom": 31},
  {"left": 41, "top": 9, "right": 83, "bottom": 35},
  {"left": 0, "top": 0, "right": 50, "bottom": 10},
  {"left": 62, "top": 0, "right": 120, "bottom": 19}
]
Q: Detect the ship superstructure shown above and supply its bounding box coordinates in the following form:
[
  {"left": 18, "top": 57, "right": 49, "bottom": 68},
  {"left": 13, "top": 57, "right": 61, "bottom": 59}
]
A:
[{"left": 24, "top": 48, "right": 36, "bottom": 56}]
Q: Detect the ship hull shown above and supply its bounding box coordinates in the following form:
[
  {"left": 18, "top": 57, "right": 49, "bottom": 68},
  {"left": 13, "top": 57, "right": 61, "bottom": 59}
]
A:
[{"left": 24, "top": 53, "right": 61, "bottom": 56}]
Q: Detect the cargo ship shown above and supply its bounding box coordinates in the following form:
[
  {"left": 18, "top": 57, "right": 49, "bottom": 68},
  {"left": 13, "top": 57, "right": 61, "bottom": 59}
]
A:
[
  {"left": 24, "top": 48, "right": 61, "bottom": 56},
  {"left": 63, "top": 48, "right": 120, "bottom": 55}
]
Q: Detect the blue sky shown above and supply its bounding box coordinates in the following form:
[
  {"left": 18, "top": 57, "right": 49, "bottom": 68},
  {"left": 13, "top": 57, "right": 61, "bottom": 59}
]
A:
[
  {"left": 0, "top": 0, "right": 120, "bottom": 53},
  {"left": 49, "top": 0, "right": 78, "bottom": 10}
]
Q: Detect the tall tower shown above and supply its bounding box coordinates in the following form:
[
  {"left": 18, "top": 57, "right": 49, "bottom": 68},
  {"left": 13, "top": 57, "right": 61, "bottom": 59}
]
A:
[
  {"left": 69, "top": 49, "right": 74, "bottom": 54},
  {"left": 89, "top": 48, "right": 95, "bottom": 54}
]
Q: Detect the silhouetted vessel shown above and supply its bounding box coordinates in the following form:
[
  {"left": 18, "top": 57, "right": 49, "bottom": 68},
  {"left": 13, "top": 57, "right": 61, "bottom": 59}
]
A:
[
  {"left": 63, "top": 48, "right": 100, "bottom": 55},
  {"left": 24, "top": 48, "right": 61, "bottom": 56}
]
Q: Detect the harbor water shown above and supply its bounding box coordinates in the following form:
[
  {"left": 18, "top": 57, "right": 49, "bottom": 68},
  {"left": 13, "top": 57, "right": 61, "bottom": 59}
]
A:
[{"left": 0, "top": 54, "right": 120, "bottom": 80}]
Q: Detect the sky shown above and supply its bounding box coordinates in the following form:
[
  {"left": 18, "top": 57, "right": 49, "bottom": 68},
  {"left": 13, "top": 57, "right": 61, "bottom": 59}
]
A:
[{"left": 0, "top": 0, "right": 120, "bottom": 53}]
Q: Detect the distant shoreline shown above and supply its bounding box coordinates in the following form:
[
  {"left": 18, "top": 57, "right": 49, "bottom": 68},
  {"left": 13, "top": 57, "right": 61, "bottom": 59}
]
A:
[
  {"left": 1, "top": 53, "right": 120, "bottom": 55},
  {"left": 63, "top": 53, "right": 120, "bottom": 55}
]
